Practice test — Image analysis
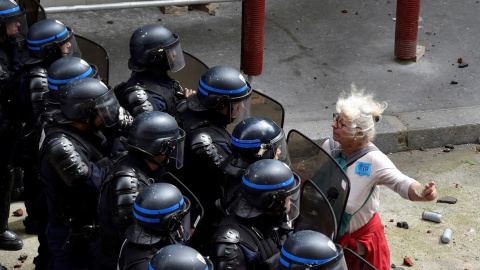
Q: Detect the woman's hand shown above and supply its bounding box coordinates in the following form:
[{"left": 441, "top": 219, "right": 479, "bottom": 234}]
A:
[
  {"left": 421, "top": 181, "right": 437, "bottom": 201},
  {"left": 409, "top": 181, "right": 437, "bottom": 202}
]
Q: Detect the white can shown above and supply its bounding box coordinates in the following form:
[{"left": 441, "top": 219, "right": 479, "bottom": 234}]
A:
[
  {"left": 422, "top": 211, "right": 442, "bottom": 223},
  {"left": 441, "top": 228, "right": 452, "bottom": 243}
]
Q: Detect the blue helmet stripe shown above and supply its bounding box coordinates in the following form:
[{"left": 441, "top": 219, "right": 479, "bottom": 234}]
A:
[
  {"left": 47, "top": 67, "right": 93, "bottom": 84},
  {"left": 0, "top": 6, "right": 20, "bottom": 15},
  {"left": 204, "top": 266, "right": 208, "bottom": 270},
  {"left": 242, "top": 175, "right": 294, "bottom": 190},
  {"left": 198, "top": 79, "right": 247, "bottom": 95},
  {"left": 133, "top": 211, "right": 160, "bottom": 223},
  {"left": 281, "top": 247, "right": 336, "bottom": 265},
  {"left": 134, "top": 197, "right": 184, "bottom": 215},
  {"left": 27, "top": 27, "right": 68, "bottom": 44},
  {"left": 148, "top": 263, "right": 154, "bottom": 270},
  {"left": 27, "top": 46, "right": 40, "bottom": 50},
  {"left": 48, "top": 84, "right": 58, "bottom": 90},
  {"left": 279, "top": 256, "right": 290, "bottom": 267},
  {"left": 231, "top": 137, "right": 261, "bottom": 148}
]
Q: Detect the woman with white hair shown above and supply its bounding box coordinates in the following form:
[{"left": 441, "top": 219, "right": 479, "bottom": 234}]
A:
[{"left": 322, "top": 87, "right": 437, "bottom": 270}]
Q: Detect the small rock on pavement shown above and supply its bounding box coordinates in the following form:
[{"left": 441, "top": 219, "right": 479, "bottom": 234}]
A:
[
  {"left": 12, "top": 208, "right": 23, "bottom": 216},
  {"left": 476, "top": 145, "right": 480, "bottom": 152},
  {"left": 437, "top": 196, "right": 457, "bottom": 204},
  {"left": 444, "top": 144, "right": 455, "bottom": 149},
  {"left": 459, "top": 62, "right": 468, "bottom": 68},
  {"left": 403, "top": 257, "right": 414, "bottom": 266}
]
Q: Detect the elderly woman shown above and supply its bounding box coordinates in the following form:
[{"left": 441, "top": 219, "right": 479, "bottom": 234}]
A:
[{"left": 322, "top": 88, "right": 437, "bottom": 270}]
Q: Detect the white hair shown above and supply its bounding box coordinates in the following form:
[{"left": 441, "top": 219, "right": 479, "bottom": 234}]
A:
[{"left": 336, "top": 83, "right": 387, "bottom": 142}]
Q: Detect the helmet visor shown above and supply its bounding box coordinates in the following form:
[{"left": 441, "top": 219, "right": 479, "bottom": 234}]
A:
[
  {"left": 165, "top": 41, "right": 185, "bottom": 73},
  {"left": 169, "top": 196, "right": 192, "bottom": 242},
  {"left": 285, "top": 184, "right": 301, "bottom": 222},
  {"left": 60, "top": 31, "right": 82, "bottom": 58},
  {"left": 271, "top": 132, "right": 291, "bottom": 166},
  {"left": 168, "top": 128, "right": 186, "bottom": 169},
  {"left": 230, "top": 95, "right": 252, "bottom": 126},
  {"left": 85, "top": 88, "right": 120, "bottom": 127}
]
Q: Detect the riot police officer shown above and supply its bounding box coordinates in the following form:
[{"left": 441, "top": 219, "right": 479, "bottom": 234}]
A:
[
  {"left": 117, "top": 182, "right": 200, "bottom": 270},
  {"left": 223, "top": 117, "right": 290, "bottom": 213},
  {"left": 210, "top": 159, "right": 301, "bottom": 270},
  {"left": 279, "top": 230, "right": 348, "bottom": 270},
  {"left": 149, "top": 245, "right": 213, "bottom": 270},
  {"left": 44, "top": 56, "right": 100, "bottom": 126},
  {"left": 116, "top": 24, "right": 191, "bottom": 119},
  {"left": 38, "top": 77, "right": 122, "bottom": 269},
  {"left": 179, "top": 65, "right": 252, "bottom": 253},
  {"left": 0, "top": 0, "right": 27, "bottom": 251},
  {"left": 97, "top": 111, "right": 185, "bottom": 269},
  {"left": 13, "top": 18, "right": 81, "bottom": 236}
]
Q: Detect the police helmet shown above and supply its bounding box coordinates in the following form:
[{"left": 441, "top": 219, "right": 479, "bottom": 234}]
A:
[
  {"left": 149, "top": 245, "right": 213, "bottom": 270},
  {"left": 59, "top": 77, "right": 119, "bottom": 127},
  {"left": 128, "top": 24, "right": 185, "bottom": 73},
  {"left": 133, "top": 183, "right": 192, "bottom": 237},
  {"left": 0, "top": 0, "right": 27, "bottom": 44},
  {"left": 126, "top": 111, "right": 186, "bottom": 168},
  {"left": 48, "top": 57, "right": 99, "bottom": 100},
  {"left": 279, "top": 230, "right": 347, "bottom": 270},
  {"left": 23, "top": 19, "right": 81, "bottom": 64},
  {"left": 187, "top": 65, "right": 252, "bottom": 124},
  {"left": 231, "top": 117, "right": 290, "bottom": 165},
  {"left": 236, "top": 159, "right": 300, "bottom": 221}
]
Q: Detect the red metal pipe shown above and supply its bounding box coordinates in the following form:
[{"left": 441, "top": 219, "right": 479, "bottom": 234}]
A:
[
  {"left": 241, "top": 0, "right": 265, "bottom": 76},
  {"left": 394, "top": 0, "right": 421, "bottom": 59}
]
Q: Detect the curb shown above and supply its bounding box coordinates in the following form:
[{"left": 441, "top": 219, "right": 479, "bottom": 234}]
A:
[{"left": 284, "top": 106, "right": 480, "bottom": 154}]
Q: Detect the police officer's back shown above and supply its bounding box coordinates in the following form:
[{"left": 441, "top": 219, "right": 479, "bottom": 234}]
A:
[
  {"left": 278, "top": 230, "right": 348, "bottom": 270},
  {"left": 39, "top": 77, "right": 122, "bottom": 269},
  {"left": 179, "top": 65, "right": 252, "bottom": 253},
  {"left": 117, "top": 182, "right": 198, "bottom": 270},
  {"left": 210, "top": 159, "right": 301, "bottom": 270},
  {"left": 0, "top": 0, "right": 27, "bottom": 252},
  {"left": 223, "top": 117, "right": 290, "bottom": 213},
  {"left": 98, "top": 111, "right": 185, "bottom": 269},
  {"left": 148, "top": 245, "right": 213, "bottom": 270},
  {"left": 116, "top": 24, "right": 190, "bottom": 119}
]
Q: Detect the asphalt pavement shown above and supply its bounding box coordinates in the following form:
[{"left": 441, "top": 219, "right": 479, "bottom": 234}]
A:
[{"left": 42, "top": 0, "right": 480, "bottom": 153}]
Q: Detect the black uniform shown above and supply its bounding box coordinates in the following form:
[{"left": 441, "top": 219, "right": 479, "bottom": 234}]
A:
[{"left": 209, "top": 159, "right": 301, "bottom": 270}]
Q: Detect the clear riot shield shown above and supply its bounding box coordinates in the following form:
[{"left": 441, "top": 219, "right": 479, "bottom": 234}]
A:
[
  {"left": 343, "top": 248, "right": 377, "bottom": 270},
  {"left": 74, "top": 34, "right": 109, "bottom": 85},
  {"left": 157, "top": 172, "right": 204, "bottom": 245},
  {"left": 168, "top": 53, "right": 285, "bottom": 130},
  {"left": 295, "top": 180, "right": 338, "bottom": 240},
  {"left": 227, "top": 89, "right": 285, "bottom": 133},
  {"left": 168, "top": 51, "right": 208, "bottom": 90},
  {"left": 287, "top": 129, "right": 350, "bottom": 240},
  {"left": 16, "top": 0, "right": 46, "bottom": 28}
]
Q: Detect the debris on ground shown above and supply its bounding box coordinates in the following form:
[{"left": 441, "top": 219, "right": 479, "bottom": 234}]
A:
[
  {"left": 437, "top": 196, "right": 457, "bottom": 204},
  {"left": 341, "top": 9, "right": 348, "bottom": 13},
  {"left": 451, "top": 81, "right": 458, "bottom": 84},
  {"left": 464, "top": 160, "right": 476, "bottom": 165},
  {"left": 396, "top": 221, "right": 409, "bottom": 229},
  {"left": 458, "top": 58, "right": 463, "bottom": 63},
  {"left": 18, "top": 254, "right": 28, "bottom": 263},
  {"left": 403, "top": 257, "right": 414, "bottom": 266},
  {"left": 12, "top": 208, "right": 23, "bottom": 216},
  {"left": 445, "top": 144, "right": 455, "bottom": 149},
  {"left": 443, "top": 148, "right": 451, "bottom": 152},
  {"left": 459, "top": 62, "right": 469, "bottom": 68}
]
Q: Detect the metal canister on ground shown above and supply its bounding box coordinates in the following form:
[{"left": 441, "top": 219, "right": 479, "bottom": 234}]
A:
[
  {"left": 441, "top": 228, "right": 452, "bottom": 243},
  {"left": 422, "top": 211, "right": 442, "bottom": 223}
]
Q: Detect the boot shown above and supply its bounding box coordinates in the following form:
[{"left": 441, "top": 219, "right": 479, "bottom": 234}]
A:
[
  {"left": 0, "top": 165, "right": 23, "bottom": 250},
  {"left": 0, "top": 229, "right": 23, "bottom": 250}
]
